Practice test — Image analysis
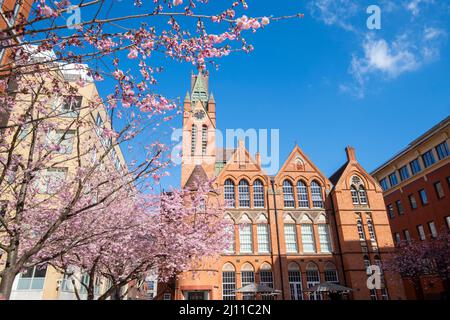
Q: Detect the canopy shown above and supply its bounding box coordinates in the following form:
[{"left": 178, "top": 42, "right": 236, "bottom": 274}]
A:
[
  {"left": 235, "top": 282, "right": 280, "bottom": 294},
  {"left": 305, "top": 282, "right": 353, "bottom": 293}
]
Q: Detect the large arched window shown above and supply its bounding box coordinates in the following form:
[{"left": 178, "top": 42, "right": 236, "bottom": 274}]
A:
[
  {"left": 224, "top": 179, "right": 235, "bottom": 208},
  {"left": 297, "top": 180, "right": 309, "bottom": 208},
  {"left": 241, "top": 263, "right": 255, "bottom": 300},
  {"left": 310, "top": 180, "right": 324, "bottom": 208},
  {"left": 358, "top": 186, "right": 368, "bottom": 204},
  {"left": 238, "top": 179, "right": 250, "bottom": 208},
  {"left": 288, "top": 263, "right": 303, "bottom": 300},
  {"left": 191, "top": 124, "right": 197, "bottom": 156},
  {"left": 283, "top": 180, "right": 295, "bottom": 208},
  {"left": 259, "top": 263, "right": 274, "bottom": 300},
  {"left": 324, "top": 263, "right": 339, "bottom": 284},
  {"left": 222, "top": 263, "right": 236, "bottom": 300},
  {"left": 253, "top": 179, "right": 265, "bottom": 208},
  {"left": 306, "top": 263, "right": 321, "bottom": 300},
  {"left": 201, "top": 125, "right": 208, "bottom": 155}
]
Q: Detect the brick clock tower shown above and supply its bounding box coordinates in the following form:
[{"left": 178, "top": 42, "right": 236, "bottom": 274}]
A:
[{"left": 181, "top": 71, "right": 217, "bottom": 188}]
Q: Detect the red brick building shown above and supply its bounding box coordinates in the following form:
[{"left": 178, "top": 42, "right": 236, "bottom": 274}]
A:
[
  {"left": 172, "top": 71, "right": 406, "bottom": 300},
  {"left": 372, "top": 116, "right": 450, "bottom": 299}
]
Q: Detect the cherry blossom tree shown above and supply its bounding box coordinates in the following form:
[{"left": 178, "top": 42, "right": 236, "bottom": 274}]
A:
[{"left": 0, "top": 0, "right": 302, "bottom": 299}]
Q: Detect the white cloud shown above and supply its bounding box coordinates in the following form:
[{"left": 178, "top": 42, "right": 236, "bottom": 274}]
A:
[
  {"left": 308, "top": 0, "right": 360, "bottom": 32},
  {"left": 405, "top": 0, "right": 435, "bottom": 16},
  {"left": 423, "top": 27, "right": 445, "bottom": 40}
]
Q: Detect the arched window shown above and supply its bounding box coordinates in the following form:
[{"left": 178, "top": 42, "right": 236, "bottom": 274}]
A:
[
  {"left": 306, "top": 263, "right": 321, "bottom": 300},
  {"left": 222, "top": 263, "right": 236, "bottom": 300},
  {"left": 191, "top": 124, "right": 197, "bottom": 156},
  {"left": 297, "top": 180, "right": 309, "bottom": 208},
  {"left": 358, "top": 186, "right": 368, "bottom": 204},
  {"left": 224, "top": 179, "right": 235, "bottom": 208},
  {"left": 310, "top": 181, "right": 324, "bottom": 208},
  {"left": 238, "top": 179, "right": 250, "bottom": 208},
  {"left": 283, "top": 180, "right": 295, "bottom": 208},
  {"left": 259, "top": 264, "right": 274, "bottom": 300},
  {"left": 201, "top": 125, "right": 207, "bottom": 155},
  {"left": 241, "top": 263, "right": 255, "bottom": 300},
  {"left": 253, "top": 179, "right": 265, "bottom": 208},
  {"left": 351, "top": 186, "right": 359, "bottom": 204},
  {"left": 324, "top": 263, "right": 339, "bottom": 284},
  {"left": 288, "top": 263, "right": 303, "bottom": 300}
]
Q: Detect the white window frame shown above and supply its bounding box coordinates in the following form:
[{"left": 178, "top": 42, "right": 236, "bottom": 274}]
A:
[
  {"left": 284, "top": 224, "right": 298, "bottom": 253},
  {"left": 318, "top": 224, "right": 331, "bottom": 253},
  {"left": 257, "top": 224, "right": 270, "bottom": 253},
  {"left": 301, "top": 224, "right": 316, "bottom": 253},
  {"left": 239, "top": 224, "right": 253, "bottom": 253}
]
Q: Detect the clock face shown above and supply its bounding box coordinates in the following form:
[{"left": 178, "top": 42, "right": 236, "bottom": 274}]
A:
[{"left": 193, "top": 110, "right": 205, "bottom": 120}]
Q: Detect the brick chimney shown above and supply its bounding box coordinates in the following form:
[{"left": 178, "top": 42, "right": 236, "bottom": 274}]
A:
[{"left": 345, "top": 146, "right": 356, "bottom": 162}]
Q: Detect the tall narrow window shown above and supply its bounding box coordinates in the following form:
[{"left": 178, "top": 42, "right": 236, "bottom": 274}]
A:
[
  {"left": 284, "top": 224, "right": 298, "bottom": 253},
  {"left": 419, "top": 189, "right": 428, "bottom": 205},
  {"left": 241, "top": 266, "right": 255, "bottom": 300},
  {"left": 253, "top": 180, "right": 265, "bottom": 208},
  {"left": 310, "top": 181, "right": 324, "bottom": 208},
  {"left": 222, "top": 264, "right": 236, "bottom": 300},
  {"left": 191, "top": 125, "right": 197, "bottom": 156},
  {"left": 306, "top": 264, "right": 321, "bottom": 300},
  {"left": 351, "top": 186, "right": 359, "bottom": 204},
  {"left": 318, "top": 224, "right": 331, "bottom": 253},
  {"left": 238, "top": 180, "right": 250, "bottom": 208},
  {"left": 260, "top": 265, "right": 274, "bottom": 300},
  {"left": 358, "top": 187, "right": 367, "bottom": 204},
  {"left": 257, "top": 224, "right": 270, "bottom": 253},
  {"left": 239, "top": 224, "right": 253, "bottom": 253},
  {"left": 201, "top": 125, "right": 207, "bottom": 155},
  {"left": 428, "top": 221, "right": 437, "bottom": 238},
  {"left": 367, "top": 219, "right": 376, "bottom": 241},
  {"left": 288, "top": 264, "right": 303, "bottom": 300},
  {"left": 356, "top": 217, "right": 365, "bottom": 241},
  {"left": 224, "top": 179, "right": 235, "bottom": 208},
  {"left": 296, "top": 181, "right": 309, "bottom": 208},
  {"left": 301, "top": 224, "right": 316, "bottom": 253},
  {"left": 417, "top": 225, "right": 426, "bottom": 240},
  {"left": 283, "top": 180, "right": 295, "bottom": 208}
]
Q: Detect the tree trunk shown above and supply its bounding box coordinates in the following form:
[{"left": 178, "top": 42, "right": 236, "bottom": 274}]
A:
[
  {"left": 0, "top": 268, "right": 17, "bottom": 299},
  {"left": 412, "top": 278, "right": 424, "bottom": 300}
]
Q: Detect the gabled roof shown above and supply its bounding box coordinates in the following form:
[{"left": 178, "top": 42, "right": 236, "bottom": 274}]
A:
[{"left": 184, "top": 165, "right": 208, "bottom": 190}]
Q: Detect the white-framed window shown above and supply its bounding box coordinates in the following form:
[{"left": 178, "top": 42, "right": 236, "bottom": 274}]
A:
[
  {"left": 260, "top": 269, "right": 274, "bottom": 300},
  {"left": 284, "top": 224, "right": 298, "bottom": 253},
  {"left": 201, "top": 125, "right": 207, "bottom": 155},
  {"left": 257, "top": 224, "right": 270, "bottom": 253},
  {"left": 288, "top": 266, "right": 303, "bottom": 300},
  {"left": 238, "top": 180, "right": 250, "bottom": 208},
  {"left": 191, "top": 124, "right": 197, "bottom": 155},
  {"left": 370, "top": 289, "right": 378, "bottom": 300},
  {"left": 358, "top": 187, "right": 368, "bottom": 204},
  {"left": 306, "top": 265, "right": 321, "bottom": 300},
  {"left": 356, "top": 217, "right": 366, "bottom": 241},
  {"left": 38, "top": 168, "right": 67, "bottom": 194},
  {"left": 224, "top": 179, "right": 235, "bottom": 208},
  {"left": 363, "top": 255, "right": 371, "bottom": 270},
  {"left": 324, "top": 266, "right": 339, "bottom": 284},
  {"left": 46, "top": 129, "right": 76, "bottom": 154},
  {"left": 301, "top": 224, "right": 315, "bottom": 253},
  {"left": 310, "top": 181, "right": 324, "bottom": 208},
  {"left": 403, "top": 229, "right": 411, "bottom": 242},
  {"left": 394, "top": 233, "right": 401, "bottom": 245},
  {"left": 297, "top": 180, "right": 309, "bottom": 208},
  {"left": 417, "top": 225, "right": 426, "bottom": 241},
  {"left": 367, "top": 219, "right": 376, "bottom": 241},
  {"left": 16, "top": 266, "right": 47, "bottom": 290},
  {"left": 241, "top": 271, "right": 255, "bottom": 300},
  {"left": 318, "top": 224, "right": 331, "bottom": 253},
  {"left": 283, "top": 180, "right": 295, "bottom": 208},
  {"left": 223, "top": 222, "right": 235, "bottom": 254},
  {"left": 351, "top": 186, "right": 359, "bottom": 204},
  {"left": 61, "top": 96, "right": 82, "bottom": 117},
  {"left": 253, "top": 180, "right": 265, "bottom": 208},
  {"left": 222, "top": 267, "right": 236, "bottom": 300},
  {"left": 381, "top": 288, "right": 389, "bottom": 300},
  {"left": 239, "top": 224, "right": 253, "bottom": 253},
  {"left": 163, "top": 293, "right": 171, "bottom": 300},
  {"left": 428, "top": 221, "right": 437, "bottom": 238}
]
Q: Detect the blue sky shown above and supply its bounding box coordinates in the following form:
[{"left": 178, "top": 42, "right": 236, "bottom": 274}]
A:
[{"left": 81, "top": 0, "right": 450, "bottom": 188}]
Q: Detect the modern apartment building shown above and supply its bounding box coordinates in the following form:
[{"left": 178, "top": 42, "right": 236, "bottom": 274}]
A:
[{"left": 372, "top": 116, "right": 450, "bottom": 299}]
